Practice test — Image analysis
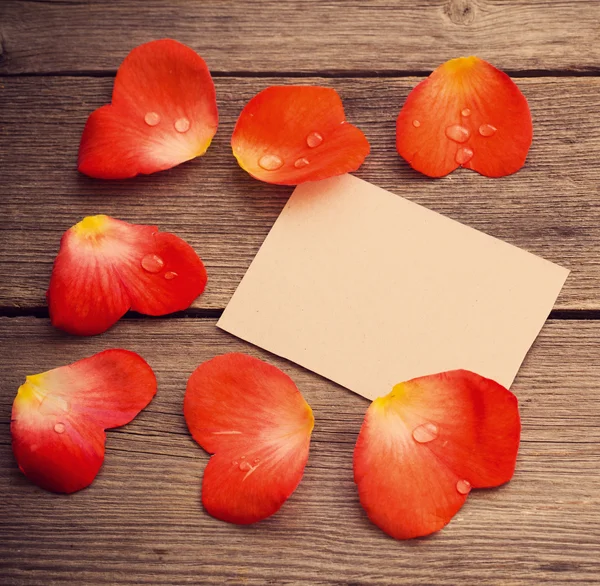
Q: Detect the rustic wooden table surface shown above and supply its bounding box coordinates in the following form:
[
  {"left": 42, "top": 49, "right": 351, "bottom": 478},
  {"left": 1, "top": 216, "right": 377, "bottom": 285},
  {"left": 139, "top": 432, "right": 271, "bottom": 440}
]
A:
[{"left": 1, "top": 1, "right": 600, "bottom": 584}]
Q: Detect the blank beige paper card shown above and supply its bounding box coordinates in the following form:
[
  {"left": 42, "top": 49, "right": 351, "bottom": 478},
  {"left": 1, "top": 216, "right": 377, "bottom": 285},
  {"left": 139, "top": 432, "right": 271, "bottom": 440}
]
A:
[{"left": 218, "top": 174, "right": 569, "bottom": 400}]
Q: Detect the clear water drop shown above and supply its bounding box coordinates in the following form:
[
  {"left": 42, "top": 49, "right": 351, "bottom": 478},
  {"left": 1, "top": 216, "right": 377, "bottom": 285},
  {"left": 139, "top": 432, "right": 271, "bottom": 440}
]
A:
[
  {"left": 412, "top": 422, "right": 439, "bottom": 444},
  {"left": 412, "top": 119, "right": 421, "bottom": 128},
  {"left": 144, "top": 112, "right": 161, "bottom": 126},
  {"left": 241, "top": 455, "right": 246, "bottom": 460},
  {"left": 479, "top": 123, "right": 497, "bottom": 137},
  {"left": 294, "top": 157, "right": 310, "bottom": 168},
  {"left": 164, "top": 271, "right": 178, "bottom": 280},
  {"left": 174, "top": 117, "right": 190, "bottom": 133},
  {"left": 455, "top": 147, "right": 474, "bottom": 165},
  {"left": 232, "top": 460, "right": 238, "bottom": 466},
  {"left": 239, "top": 461, "right": 252, "bottom": 471},
  {"left": 254, "top": 458, "right": 260, "bottom": 463},
  {"left": 461, "top": 108, "right": 471, "bottom": 117},
  {"left": 141, "top": 254, "right": 165, "bottom": 273},
  {"left": 54, "top": 422, "right": 66, "bottom": 434},
  {"left": 457, "top": 479, "right": 472, "bottom": 495},
  {"left": 306, "top": 132, "right": 323, "bottom": 148},
  {"left": 258, "top": 154, "right": 284, "bottom": 171},
  {"left": 445, "top": 125, "right": 470, "bottom": 143}
]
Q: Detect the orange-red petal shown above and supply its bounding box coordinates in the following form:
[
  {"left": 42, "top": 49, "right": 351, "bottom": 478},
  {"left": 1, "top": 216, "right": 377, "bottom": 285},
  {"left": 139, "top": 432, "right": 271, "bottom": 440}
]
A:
[
  {"left": 231, "top": 86, "right": 370, "bottom": 185},
  {"left": 47, "top": 215, "right": 207, "bottom": 336},
  {"left": 78, "top": 39, "right": 218, "bottom": 179},
  {"left": 11, "top": 350, "right": 156, "bottom": 493},
  {"left": 184, "top": 353, "right": 314, "bottom": 524},
  {"left": 396, "top": 56, "right": 532, "bottom": 178},
  {"left": 354, "top": 370, "right": 520, "bottom": 539}
]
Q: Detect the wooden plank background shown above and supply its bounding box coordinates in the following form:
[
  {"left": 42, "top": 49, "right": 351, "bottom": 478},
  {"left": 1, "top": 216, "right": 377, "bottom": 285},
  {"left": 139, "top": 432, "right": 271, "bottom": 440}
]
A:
[
  {"left": 1, "top": 76, "right": 599, "bottom": 311},
  {"left": 1, "top": 318, "right": 600, "bottom": 585},
  {"left": 1, "top": 0, "right": 600, "bottom": 74},
  {"left": 1, "top": 1, "right": 599, "bottom": 584}
]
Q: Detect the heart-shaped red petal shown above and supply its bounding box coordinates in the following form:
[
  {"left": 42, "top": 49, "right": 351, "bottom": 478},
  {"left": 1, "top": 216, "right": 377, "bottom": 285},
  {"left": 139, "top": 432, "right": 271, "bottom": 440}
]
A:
[
  {"left": 354, "top": 370, "right": 520, "bottom": 539},
  {"left": 47, "top": 215, "right": 207, "bottom": 336},
  {"left": 396, "top": 56, "right": 532, "bottom": 178},
  {"left": 11, "top": 350, "right": 157, "bottom": 494},
  {"left": 184, "top": 353, "right": 314, "bottom": 524},
  {"left": 231, "top": 86, "right": 370, "bottom": 185},
  {"left": 78, "top": 39, "right": 218, "bottom": 179}
]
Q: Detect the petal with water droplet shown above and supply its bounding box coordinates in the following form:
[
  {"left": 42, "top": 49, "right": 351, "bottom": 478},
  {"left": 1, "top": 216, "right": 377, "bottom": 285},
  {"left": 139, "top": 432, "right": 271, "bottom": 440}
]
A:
[
  {"left": 231, "top": 86, "right": 370, "bottom": 185},
  {"left": 47, "top": 215, "right": 207, "bottom": 335},
  {"left": 396, "top": 56, "right": 532, "bottom": 177},
  {"left": 184, "top": 353, "right": 314, "bottom": 524},
  {"left": 354, "top": 369, "right": 520, "bottom": 539},
  {"left": 78, "top": 39, "right": 218, "bottom": 179},
  {"left": 11, "top": 350, "right": 156, "bottom": 493}
]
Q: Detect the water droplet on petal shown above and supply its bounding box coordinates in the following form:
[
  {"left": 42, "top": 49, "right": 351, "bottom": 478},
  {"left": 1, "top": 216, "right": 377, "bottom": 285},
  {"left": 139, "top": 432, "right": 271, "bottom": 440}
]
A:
[
  {"left": 54, "top": 423, "right": 66, "bottom": 434},
  {"left": 294, "top": 157, "right": 310, "bottom": 168},
  {"left": 241, "top": 455, "right": 246, "bottom": 459},
  {"left": 412, "top": 119, "right": 421, "bottom": 128},
  {"left": 232, "top": 460, "right": 238, "bottom": 466},
  {"left": 457, "top": 479, "right": 472, "bottom": 495},
  {"left": 456, "top": 147, "right": 474, "bottom": 165},
  {"left": 445, "top": 125, "right": 470, "bottom": 143},
  {"left": 258, "top": 154, "right": 284, "bottom": 171},
  {"left": 144, "top": 112, "right": 160, "bottom": 126},
  {"left": 461, "top": 108, "right": 471, "bottom": 117},
  {"left": 254, "top": 458, "right": 260, "bottom": 463},
  {"left": 141, "top": 254, "right": 164, "bottom": 273},
  {"left": 479, "top": 123, "right": 497, "bottom": 137},
  {"left": 164, "top": 271, "right": 178, "bottom": 280},
  {"left": 412, "top": 422, "right": 439, "bottom": 444},
  {"left": 239, "top": 461, "right": 252, "bottom": 471},
  {"left": 174, "top": 117, "right": 190, "bottom": 133},
  {"left": 306, "top": 132, "right": 323, "bottom": 148}
]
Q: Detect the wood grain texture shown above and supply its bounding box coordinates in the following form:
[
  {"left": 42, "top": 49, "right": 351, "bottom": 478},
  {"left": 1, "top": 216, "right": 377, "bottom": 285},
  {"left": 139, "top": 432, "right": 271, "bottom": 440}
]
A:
[
  {"left": 1, "top": 0, "right": 600, "bottom": 75},
  {"left": 1, "top": 76, "right": 599, "bottom": 311},
  {"left": 1, "top": 1, "right": 598, "bottom": 585},
  {"left": 0, "top": 317, "right": 599, "bottom": 585}
]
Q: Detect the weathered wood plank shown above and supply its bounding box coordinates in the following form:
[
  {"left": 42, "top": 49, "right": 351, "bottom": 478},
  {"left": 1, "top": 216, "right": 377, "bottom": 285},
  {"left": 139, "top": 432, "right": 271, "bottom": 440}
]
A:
[
  {"left": 1, "top": 1, "right": 600, "bottom": 75},
  {"left": 1, "top": 76, "right": 599, "bottom": 310},
  {"left": 0, "top": 317, "right": 599, "bottom": 584}
]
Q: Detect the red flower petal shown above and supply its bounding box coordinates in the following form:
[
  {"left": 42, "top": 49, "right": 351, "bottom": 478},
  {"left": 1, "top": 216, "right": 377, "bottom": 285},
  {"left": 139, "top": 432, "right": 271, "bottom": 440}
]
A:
[
  {"left": 78, "top": 39, "right": 218, "bottom": 179},
  {"left": 231, "top": 86, "right": 370, "bottom": 185},
  {"left": 11, "top": 350, "right": 156, "bottom": 493},
  {"left": 396, "top": 57, "right": 532, "bottom": 178},
  {"left": 354, "top": 370, "right": 520, "bottom": 539},
  {"left": 184, "top": 353, "right": 314, "bottom": 524},
  {"left": 47, "top": 215, "right": 207, "bottom": 336}
]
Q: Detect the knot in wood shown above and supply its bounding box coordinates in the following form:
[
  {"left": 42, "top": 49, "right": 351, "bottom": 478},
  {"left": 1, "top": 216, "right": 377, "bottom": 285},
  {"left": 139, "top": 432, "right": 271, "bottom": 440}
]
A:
[{"left": 444, "top": 0, "right": 476, "bottom": 25}]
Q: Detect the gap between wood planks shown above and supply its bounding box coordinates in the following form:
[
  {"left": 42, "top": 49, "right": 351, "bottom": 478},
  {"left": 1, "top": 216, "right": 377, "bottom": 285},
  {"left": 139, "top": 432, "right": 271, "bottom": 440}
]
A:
[
  {"left": 1, "top": 307, "right": 599, "bottom": 320},
  {"left": 2, "top": 69, "right": 600, "bottom": 79}
]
